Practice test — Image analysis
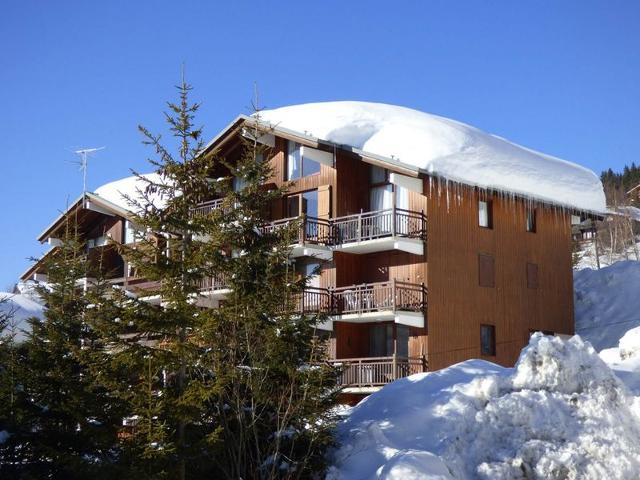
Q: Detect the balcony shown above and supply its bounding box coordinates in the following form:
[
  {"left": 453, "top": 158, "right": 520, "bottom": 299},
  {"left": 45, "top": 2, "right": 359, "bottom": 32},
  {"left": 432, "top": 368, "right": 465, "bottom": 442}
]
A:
[
  {"left": 327, "top": 355, "right": 427, "bottom": 392},
  {"left": 190, "top": 198, "right": 225, "bottom": 217},
  {"left": 195, "top": 273, "right": 231, "bottom": 308},
  {"left": 192, "top": 278, "right": 426, "bottom": 329},
  {"left": 191, "top": 201, "right": 427, "bottom": 258},
  {"left": 331, "top": 207, "right": 426, "bottom": 255},
  {"left": 332, "top": 280, "right": 426, "bottom": 327},
  {"left": 259, "top": 215, "right": 333, "bottom": 261}
]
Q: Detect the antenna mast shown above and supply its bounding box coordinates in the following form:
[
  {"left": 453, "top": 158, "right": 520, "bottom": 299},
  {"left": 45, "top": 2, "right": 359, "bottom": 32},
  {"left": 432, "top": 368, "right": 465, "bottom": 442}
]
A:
[{"left": 73, "top": 147, "right": 105, "bottom": 201}]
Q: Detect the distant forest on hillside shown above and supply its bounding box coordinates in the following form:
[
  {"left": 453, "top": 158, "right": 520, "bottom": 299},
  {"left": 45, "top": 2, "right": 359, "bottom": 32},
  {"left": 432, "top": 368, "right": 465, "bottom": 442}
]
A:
[{"left": 601, "top": 163, "right": 640, "bottom": 204}]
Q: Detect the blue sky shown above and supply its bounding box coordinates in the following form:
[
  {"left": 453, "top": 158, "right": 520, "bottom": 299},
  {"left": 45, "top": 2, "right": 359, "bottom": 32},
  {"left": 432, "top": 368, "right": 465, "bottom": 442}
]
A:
[{"left": 1, "top": 1, "right": 639, "bottom": 288}]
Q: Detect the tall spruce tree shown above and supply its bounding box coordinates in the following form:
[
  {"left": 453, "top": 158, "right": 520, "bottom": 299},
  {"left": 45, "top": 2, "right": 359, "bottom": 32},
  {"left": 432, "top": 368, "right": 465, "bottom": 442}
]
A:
[
  {"left": 95, "top": 80, "right": 338, "bottom": 478},
  {"left": 0, "top": 213, "right": 122, "bottom": 479}
]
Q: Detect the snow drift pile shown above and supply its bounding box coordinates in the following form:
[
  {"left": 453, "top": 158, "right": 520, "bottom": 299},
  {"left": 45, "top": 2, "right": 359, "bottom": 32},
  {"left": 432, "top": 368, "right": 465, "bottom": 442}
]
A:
[
  {"left": 575, "top": 261, "right": 640, "bottom": 350},
  {"left": 328, "top": 333, "right": 640, "bottom": 480},
  {"left": 259, "top": 101, "right": 605, "bottom": 213}
]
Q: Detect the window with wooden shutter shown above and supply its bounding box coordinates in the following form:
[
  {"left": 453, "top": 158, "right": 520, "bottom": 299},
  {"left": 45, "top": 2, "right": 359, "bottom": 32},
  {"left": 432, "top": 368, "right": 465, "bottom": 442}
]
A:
[
  {"left": 527, "top": 263, "right": 539, "bottom": 289},
  {"left": 478, "top": 253, "right": 495, "bottom": 288}
]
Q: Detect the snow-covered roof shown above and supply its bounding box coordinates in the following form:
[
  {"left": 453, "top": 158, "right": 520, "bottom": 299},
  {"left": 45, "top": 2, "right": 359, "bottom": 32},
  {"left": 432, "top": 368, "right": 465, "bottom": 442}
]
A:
[
  {"left": 94, "top": 172, "right": 168, "bottom": 210},
  {"left": 0, "top": 291, "right": 45, "bottom": 342},
  {"left": 258, "top": 101, "right": 606, "bottom": 213}
]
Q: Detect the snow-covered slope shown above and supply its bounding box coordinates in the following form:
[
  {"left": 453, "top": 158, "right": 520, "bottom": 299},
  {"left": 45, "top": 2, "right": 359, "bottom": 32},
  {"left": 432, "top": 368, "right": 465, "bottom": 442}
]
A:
[
  {"left": 0, "top": 291, "right": 45, "bottom": 342},
  {"left": 258, "top": 102, "right": 605, "bottom": 213},
  {"left": 328, "top": 333, "right": 640, "bottom": 480},
  {"left": 94, "top": 172, "right": 169, "bottom": 211},
  {"left": 574, "top": 261, "right": 640, "bottom": 350}
]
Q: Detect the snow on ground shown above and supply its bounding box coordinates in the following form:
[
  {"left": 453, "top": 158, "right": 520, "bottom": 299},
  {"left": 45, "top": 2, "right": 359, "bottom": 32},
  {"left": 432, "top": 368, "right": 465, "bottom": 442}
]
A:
[
  {"left": 574, "top": 261, "right": 640, "bottom": 351},
  {"left": 0, "top": 290, "right": 45, "bottom": 342},
  {"left": 328, "top": 333, "right": 640, "bottom": 480},
  {"left": 599, "top": 327, "right": 640, "bottom": 395},
  {"left": 94, "top": 172, "right": 170, "bottom": 211},
  {"left": 574, "top": 239, "right": 640, "bottom": 271},
  {"left": 258, "top": 101, "right": 605, "bottom": 213}
]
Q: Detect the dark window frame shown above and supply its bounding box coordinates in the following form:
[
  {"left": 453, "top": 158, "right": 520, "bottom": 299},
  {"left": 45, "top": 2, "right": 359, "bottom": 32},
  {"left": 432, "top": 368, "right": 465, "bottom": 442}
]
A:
[
  {"left": 478, "top": 199, "right": 493, "bottom": 229},
  {"left": 526, "top": 209, "right": 537, "bottom": 233},
  {"left": 480, "top": 324, "right": 496, "bottom": 356},
  {"left": 286, "top": 141, "right": 321, "bottom": 181}
]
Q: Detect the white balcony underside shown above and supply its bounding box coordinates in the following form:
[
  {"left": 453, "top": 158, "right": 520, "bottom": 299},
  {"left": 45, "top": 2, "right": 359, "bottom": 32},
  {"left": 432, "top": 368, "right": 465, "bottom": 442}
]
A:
[
  {"left": 333, "top": 310, "right": 424, "bottom": 328},
  {"left": 314, "top": 318, "right": 334, "bottom": 331},
  {"left": 332, "top": 237, "right": 423, "bottom": 255},
  {"left": 290, "top": 244, "right": 333, "bottom": 261},
  {"left": 341, "top": 386, "right": 382, "bottom": 394},
  {"left": 195, "top": 288, "right": 231, "bottom": 308}
]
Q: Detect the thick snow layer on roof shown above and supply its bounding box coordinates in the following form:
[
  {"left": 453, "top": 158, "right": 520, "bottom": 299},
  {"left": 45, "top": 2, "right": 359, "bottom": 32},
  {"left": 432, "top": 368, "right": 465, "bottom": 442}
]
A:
[
  {"left": 94, "top": 172, "right": 169, "bottom": 211},
  {"left": 258, "top": 101, "right": 605, "bottom": 212},
  {"left": 328, "top": 333, "right": 640, "bottom": 479}
]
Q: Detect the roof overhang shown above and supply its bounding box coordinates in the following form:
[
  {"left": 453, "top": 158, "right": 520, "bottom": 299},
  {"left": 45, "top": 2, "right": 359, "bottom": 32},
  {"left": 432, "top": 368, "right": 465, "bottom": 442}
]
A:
[{"left": 37, "top": 192, "right": 133, "bottom": 243}]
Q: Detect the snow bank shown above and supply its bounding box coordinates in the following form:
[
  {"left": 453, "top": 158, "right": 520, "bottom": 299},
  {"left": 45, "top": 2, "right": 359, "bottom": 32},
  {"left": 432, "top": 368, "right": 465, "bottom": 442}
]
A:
[
  {"left": 598, "top": 326, "right": 640, "bottom": 395},
  {"left": 0, "top": 291, "right": 45, "bottom": 342},
  {"left": 328, "top": 334, "right": 640, "bottom": 479},
  {"left": 574, "top": 261, "right": 640, "bottom": 350},
  {"left": 94, "top": 172, "right": 170, "bottom": 211},
  {"left": 258, "top": 102, "right": 605, "bottom": 213}
]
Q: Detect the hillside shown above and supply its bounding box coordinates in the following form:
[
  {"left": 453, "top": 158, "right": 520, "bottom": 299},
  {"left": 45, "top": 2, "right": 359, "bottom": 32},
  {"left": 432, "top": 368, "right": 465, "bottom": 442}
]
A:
[{"left": 574, "top": 261, "right": 640, "bottom": 350}]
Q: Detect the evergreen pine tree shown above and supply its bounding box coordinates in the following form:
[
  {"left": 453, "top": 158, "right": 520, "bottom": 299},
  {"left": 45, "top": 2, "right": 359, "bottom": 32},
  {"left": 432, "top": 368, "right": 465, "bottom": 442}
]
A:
[{"left": 0, "top": 213, "right": 122, "bottom": 479}]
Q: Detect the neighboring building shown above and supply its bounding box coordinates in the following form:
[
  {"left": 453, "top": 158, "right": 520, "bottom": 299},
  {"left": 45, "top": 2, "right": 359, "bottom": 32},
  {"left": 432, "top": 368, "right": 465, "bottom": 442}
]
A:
[{"left": 23, "top": 101, "right": 606, "bottom": 395}]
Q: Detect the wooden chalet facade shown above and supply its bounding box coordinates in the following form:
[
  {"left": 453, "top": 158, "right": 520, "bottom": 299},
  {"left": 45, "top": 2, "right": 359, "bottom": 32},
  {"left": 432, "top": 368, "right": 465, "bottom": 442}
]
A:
[{"left": 23, "top": 108, "right": 588, "bottom": 395}]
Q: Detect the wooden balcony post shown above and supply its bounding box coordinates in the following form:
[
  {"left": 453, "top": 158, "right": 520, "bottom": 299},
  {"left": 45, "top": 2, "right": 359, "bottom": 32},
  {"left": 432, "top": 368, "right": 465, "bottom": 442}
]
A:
[
  {"left": 300, "top": 213, "right": 306, "bottom": 244},
  {"left": 392, "top": 206, "right": 396, "bottom": 237},
  {"left": 392, "top": 353, "right": 397, "bottom": 380},
  {"left": 358, "top": 209, "right": 362, "bottom": 242},
  {"left": 392, "top": 278, "right": 397, "bottom": 312}
]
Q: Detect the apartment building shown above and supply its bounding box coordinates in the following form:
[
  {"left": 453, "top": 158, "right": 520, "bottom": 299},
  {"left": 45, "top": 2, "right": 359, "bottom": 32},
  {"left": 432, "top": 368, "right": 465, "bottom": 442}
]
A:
[{"left": 23, "top": 102, "right": 606, "bottom": 395}]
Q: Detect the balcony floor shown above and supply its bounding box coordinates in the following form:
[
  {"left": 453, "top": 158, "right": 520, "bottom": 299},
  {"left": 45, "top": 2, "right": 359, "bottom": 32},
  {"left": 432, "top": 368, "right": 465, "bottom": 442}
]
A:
[
  {"left": 332, "top": 236, "right": 423, "bottom": 255},
  {"left": 333, "top": 310, "right": 424, "bottom": 328}
]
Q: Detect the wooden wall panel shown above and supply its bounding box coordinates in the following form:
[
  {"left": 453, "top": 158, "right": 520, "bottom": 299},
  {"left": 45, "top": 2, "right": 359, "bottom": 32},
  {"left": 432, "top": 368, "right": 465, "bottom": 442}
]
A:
[{"left": 425, "top": 180, "right": 574, "bottom": 370}]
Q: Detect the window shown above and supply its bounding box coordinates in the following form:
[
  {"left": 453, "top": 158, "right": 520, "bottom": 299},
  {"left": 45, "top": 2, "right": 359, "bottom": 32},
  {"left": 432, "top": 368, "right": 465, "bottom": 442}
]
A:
[
  {"left": 370, "top": 165, "right": 387, "bottom": 184},
  {"left": 369, "top": 324, "right": 394, "bottom": 357},
  {"left": 287, "top": 142, "right": 320, "bottom": 180},
  {"left": 396, "top": 325, "right": 409, "bottom": 358},
  {"left": 571, "top": 214, "right": 581, "bottom": 225},
  {"left": 296, "top": 261, "right": 321, "bottom": 288},
  {"left": 526, "top": 209, "right": 536, "bottom": 233},
  {"left": 478, "top": 254, "right": 495, "bottom": 287},
  {"left": 478, "top": 200, "right": 492, "bottom": 228},
  {"left": 124, "top": 221, "right": 143, "bottom": 244},
  {"left": 286, "top": 190, "right": 318, "bottom": 218},
  {"left": 527, "top": 263, "right": 539, "bottom": 289},
  {"left": 233, "top": 176, "right": 248, "bottom": 193},
  {"left": 480, "top": 324, "right": 496, "bottom": 356}
]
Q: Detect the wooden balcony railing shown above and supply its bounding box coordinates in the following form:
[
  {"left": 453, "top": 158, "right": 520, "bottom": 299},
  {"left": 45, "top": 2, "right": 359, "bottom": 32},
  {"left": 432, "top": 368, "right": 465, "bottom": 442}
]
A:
[
  {"left": 259, "top": 215, "right": 332, "bottom": 245},
  {"left": 199, "top": 273, "right": 230, "bottom": 292},
  {"left": 332, "top": 280, "right": 426, "bottom": 315},
  {"left": 190, "top": 203, "right": 427, "bottom": 248},
  {"left": 197, "top": 279, "right": 426, "bottom": 317},
  {"left": 327, "top": 355, "right": 427, "bottom": 388},
  {"left": 190, "top": 198, "right": 225, "bottom": 217},
  {"left": 331, "top": 207, "right": 426, "bottom": 244}
]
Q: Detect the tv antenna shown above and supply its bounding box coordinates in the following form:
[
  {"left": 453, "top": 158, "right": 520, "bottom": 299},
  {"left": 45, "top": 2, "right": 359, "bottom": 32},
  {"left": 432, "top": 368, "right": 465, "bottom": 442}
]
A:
[{"left": 72, "top": 147, "right": 105, "bottom": 198}]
